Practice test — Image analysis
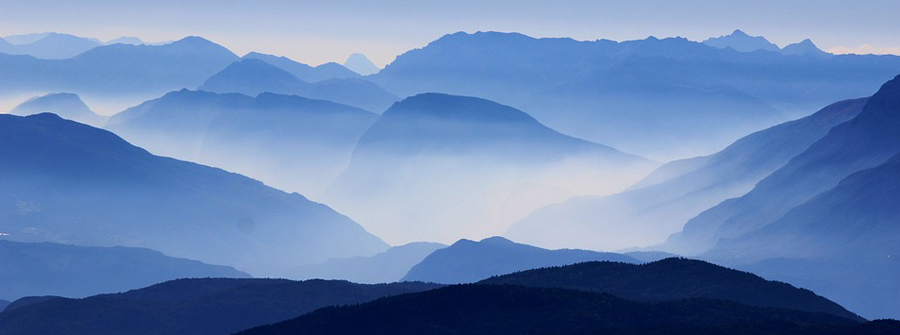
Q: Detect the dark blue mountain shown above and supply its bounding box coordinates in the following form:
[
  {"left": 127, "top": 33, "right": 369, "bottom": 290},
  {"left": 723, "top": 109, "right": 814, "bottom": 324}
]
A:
[
  {"left": 0, "top": 113, "right": 388, "bottom": 275},
  {"left": 106, "top": 90, "right": 378, "bottom": 195},
  {"left": 234, "top": 284, "right": 872, "bottom": 335},
  {"left": 480, "top": 258, "right": 861, "bottom": 321},
  {"left": 199, "top": 58, "right": 397, "bottom": 112},
  {"left": 325, "top": 93, "right": 656, "bottom": 244},
  {"left": 401, "top": 237, "right": 638, "bottom": 284},
  {"left": 0, "top": 278, "right": 440, "bottom": 335},
  {"left": 0, "top": 36, "right": 238, "bottom": 99},
  {"left": 507, "top": 98, "right": 866, "bottom": 251},
  {"left": 781, "top": 39, "right": 832, "bottom": 58},
  {"left": 0, "top": 32, "right": 101, "bottom": 59},
  {"left": 0, "top": 240, "right": 248, "bottom": 301},
  {"left": 370, "top": 31, "right": 900, "bottom": 159},
  {"left": 243, "top": 52, "right": 360, "bottom": 82},
  {"left": 11, "top": 92, "right": 107, "bottom": 126},
  {"left": 293, "top": 242, "right": 446, "bottom": 283}
]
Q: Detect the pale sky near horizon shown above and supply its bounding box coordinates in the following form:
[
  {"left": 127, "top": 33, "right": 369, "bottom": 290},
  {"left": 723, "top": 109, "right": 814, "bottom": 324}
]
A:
[{"left": 1, "top": 0, "right": 898, "bottom": 67}]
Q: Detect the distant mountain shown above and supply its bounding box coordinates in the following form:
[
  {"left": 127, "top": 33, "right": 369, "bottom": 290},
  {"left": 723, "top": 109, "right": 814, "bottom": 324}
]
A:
[
  {"left": 370, "top": 31, "right": 900, "bottom": 159},
  {"left": 106, "top": 37, "right": 144, "bottom": 45},
  {"left": 293, "top": 242, "right": 446, "bottom": 283},
  {"left": 480, "top": 258, "right": 862, "bottom": 321},
  {"left": 325, "top": 93, "right": 656, "bottom": 244},
  {"left": 702, "top": 29, "right": 780, "bottom": 52},
  {"left": 781, "top": 39, "right": 832, "bottom": 58},
  {"left": 2, "top": 33, "right": 52, "bottom": 45},
  {"left": 106, "top": 90, "right": 378, "bottom": 195},
  {"left": 506, "top": 98, "right": 866, "bottom": 251},
  {"left": 200, "top": 58, "right": 398, "bottom": 112},
  {"left": 234, "top": 284, "right": 872, "bottom": 335},
  {"left": 401, "top": 237, "right": 638, "bottom": 284},
  {"left": 343, "top": 53, "right": 380, "bottom": 75},
  {"left": 0, "top": 278, "right": 440, "bottom": 335},
  {"left": 0, "top": 240, "right": 248, "bottom": 301},
  {"left": 243, "top": 52, "right": 360, "bottom": 82},
  {"left": 0, "top": 36, "right": 238, "bottom": 102},
  {"left": 668, "top": 75, "right": 900, "bottom": 255},
  {"left": 11, "top": 92, "right": 107, "bottom": 126},
  {"left": 0, "top": 32, "right": 101, "bottom": 59},
  {"left": 0, "top": 113, "right": 388, "bottom": 275}
]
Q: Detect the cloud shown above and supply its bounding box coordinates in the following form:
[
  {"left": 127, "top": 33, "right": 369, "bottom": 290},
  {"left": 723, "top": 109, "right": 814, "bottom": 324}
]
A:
[{"left": 827, "top": 44, "right": 900, "bottom": 56}]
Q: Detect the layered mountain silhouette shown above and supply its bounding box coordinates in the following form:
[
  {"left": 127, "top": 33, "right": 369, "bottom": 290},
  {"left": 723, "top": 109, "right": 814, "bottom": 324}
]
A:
[
  {"left": 480, "top": 258, "right": 861, "bottom": 321},
  {"left": 292, "top": 242, "right": 446, "bottom": 283},
  {"left": 0, "top": 36, "right": 238, "bottom": 106},
  {"left": 0, "top": 32, "right": 101, "bottom": 59},
  {"left": 343, "top": 53, "right": 380, "bottom": 75},
  {"left": 702, "top": 29, "right": 780, "bottom": 52},
  {"left": 234, "top": 284, "right": 877, "bottom": 335},
  {"left": 106, "top": 89, "right": 379, "bottom": 194},
  {"left": 401, "top": 237, "right": 638, "bottom": 284},
  {"left": 243, "top": 52, "right": 360, "bottom": 82},
  {"left": 0, "top": 278, "right": 440, "bottom": 335},
  {"left": 370, "top": 31, "right": 900, "bottom": 159},
  {"left": 0, "top": 300, "right": 8, "bottom": 313},
  {"left": 507, "top": 98, "right": 866, "bottom": 250},
  {"left": 0, "top": 240, "right": 248, "bottom": 302},
  {"left": 781, "top": 39, "right": 832, "bottom": 58},
  {"left": 325, "top": 93, "right": 656, "bottom": 243},
  {"left": 0, "top": 113, "right": 388, "bottom": 275},
  {"left": 199, "top": 58, "right": 398, "bottom": 112},
  {"left": 11, "top": 92, "right": 107, "bottom": 126}
]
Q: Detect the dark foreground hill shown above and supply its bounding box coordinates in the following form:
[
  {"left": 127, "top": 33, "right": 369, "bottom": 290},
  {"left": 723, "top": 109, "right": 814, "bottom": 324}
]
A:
[
  {"left": 234, "top": 284, "right": 883, "bottom": 335},
  {"left": 0, "top": 279, "right": 440, "bottom": 335},
  {"left": 0, "top": 240, "right": 248, "bottom": 301},
  {"left": 480, "top": 258, "right": 861, "bottom": 321}
]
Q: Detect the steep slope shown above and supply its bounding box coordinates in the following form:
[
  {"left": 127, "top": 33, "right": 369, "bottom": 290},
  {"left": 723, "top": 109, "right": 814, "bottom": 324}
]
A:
[
  {"left": 292, "top": 242, "right": 446, "bottom": 283},
  {"left": 370, "top": 31, "right": 900, "bottom": 159},
  {"left": 0, "top": 278, "right": 440, "bottom": 335},
  {"left": 106, "top": 90, "right": 378, "bottom": 195},
  {"left": 480, "top": 258, "right": 861, "bottom": 321},
  {"left": 343, "top": 53, "right": 380, "bottom": 75},
  {"left": 243, "top": 52, "right": 360, "bottom": 82},
  {"left": 401, "top": 237, "right": 638, "bottom": 284},
  {"left": 11, "top": 92, "right": 107, "bottom": 126},
  {"left": 0, "top": 32, "right": 101, "bottom": 59},
  {"left": 702, "top": 29, "right": 780, "bottom": 52},
  {"left": 199, "top": 59, "right": 397, "bottom": 112},
  {"left": 0, "top": 240, "right": 248, "bottom": 301},
  {"left": 325, "top": 93, "right": 656, "bottom": 244},
  {"left": 235, "top": 284, "right": 867, "bottom": 335},
  {"left": 0, "top": 113, "right": 388, "bottom": 275},
  {"left": 0, "top": 36, "right": 238, "bottom": 101},
  {"left": 507, "top": 98, "right": 866, "bottom": 250},
  {"left": 668, "top": 75, "right": 900, "bottom": 255}
]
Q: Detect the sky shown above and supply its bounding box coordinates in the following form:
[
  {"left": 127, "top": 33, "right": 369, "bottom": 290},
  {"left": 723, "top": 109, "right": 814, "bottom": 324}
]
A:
[{"left": 1, "top": 0, "right": 898, "bottom": 66}]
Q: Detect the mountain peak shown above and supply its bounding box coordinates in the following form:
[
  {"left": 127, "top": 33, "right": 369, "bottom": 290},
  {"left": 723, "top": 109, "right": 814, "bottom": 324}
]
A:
[
  {"left": 780, "top": 38, "right": 831, "bottom": 58},
  {"left": 343, "top": 53, "right": 380, "bottom": 76},
  {"left": 731, "top": 29, "right": 749, "bottom": 36},
  {"left": 703, "top": 30, "right": 779, "bottom": 53}
]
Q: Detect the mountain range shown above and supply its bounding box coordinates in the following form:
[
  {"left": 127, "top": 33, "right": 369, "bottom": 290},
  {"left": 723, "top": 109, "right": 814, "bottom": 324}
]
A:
[
  {"left": 0, "top": 33, "right": 101, "bottom": 59},
  {"left": 11, "top": 92, "right": 107, "bottom": 126},
  {"left": 0, "top": 240, "right": 248, "bottom": 302},
  {"left": 324, "top": 93, "right": 657, "bottom": 244},
  {"left": 292, "top": 242, "right": 446, "bottom": 283},
  {"left": 702, "top": 29, "right": 832, "bottom": 59},
  {"left": 0, "top": 113, "right": 387, "bottom": 275}
]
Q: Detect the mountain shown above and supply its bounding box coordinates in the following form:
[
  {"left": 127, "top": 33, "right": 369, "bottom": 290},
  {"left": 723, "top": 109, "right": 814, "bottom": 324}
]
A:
[
  {"left": 199, "top": 58, "right": 398, "bottom": 112},
  {"left": 0, "top": 32, "right": 101, "bottom": 59},
  {"left": 343, "top": 53, "right": 380, "bottom": 75},
  {"left": 0, "top": 113, "right": 388, "bottom": 275},
  {"left": 480, "top": 258, "right": 862, "bottom": 321},
  {"left": 401, "top": 237, "right": 638, "bottom": 284},
  {"left": 0, "top": 278, "right": 440, "bottom": 335},
  {"left": 106, "top": 90, "right": 378, "bottom": 195},
  {"left": 370, "top": 31, "right": 900, "bottom": 159},
  {"left": 324, "top": 93, "right": 656, "bottom": 244},
  {"left": 2, "top": 33, "right": 52, "bottom": 45},
  {"left": 234, "top": 284, "right": 874, "bottom": 335},
  {"left": 0, "top": 36, "right": 238, "bottom": 107},
  {"left": 781, "top": 39, "right": 832, "bottom": 58},
  {"left": 11, "top": 92, "right": 107, "bottom": 126},
  {"left": 667, "top": 75, "right": 900, "bottom": 255},
  {"left": 243, "top": 52, "right": 360, "bottom": 82},
  {"left": 106, "top": 37, "right": 145, "bottom": 45},
  {"left": 0, "top": 300, "right": 9, "bottom": 312},
  {"left": 702, "top": 29, "right": 780, "bottom": 52},
  {"left": 0, "top": 240, "right": 248, "bottom": 301},
  {"left": 506, "top": 98, "right": 866, "bottom": 250},
  {"left": 292, "top": 242, "right": 446, "bottom": 283}
]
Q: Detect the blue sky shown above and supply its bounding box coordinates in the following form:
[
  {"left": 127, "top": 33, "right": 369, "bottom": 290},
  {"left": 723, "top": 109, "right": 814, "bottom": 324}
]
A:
[{"left": 1, "top": 0, "right": 898, "bottom": 66}]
